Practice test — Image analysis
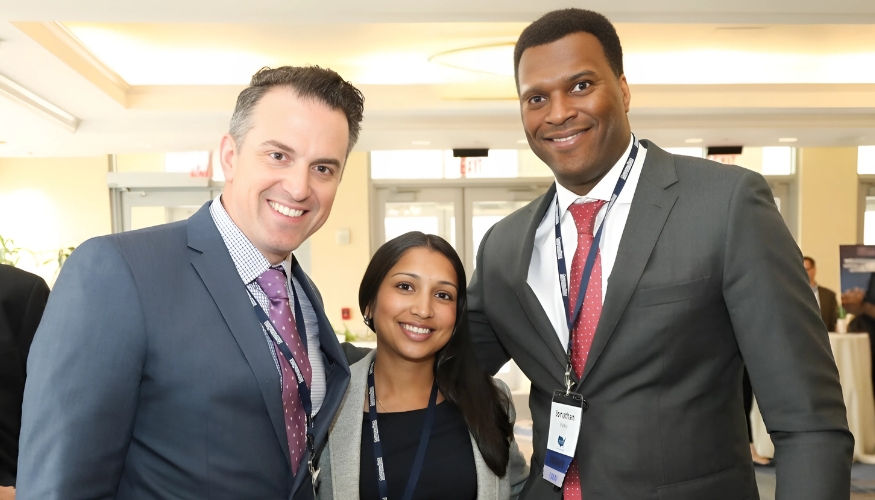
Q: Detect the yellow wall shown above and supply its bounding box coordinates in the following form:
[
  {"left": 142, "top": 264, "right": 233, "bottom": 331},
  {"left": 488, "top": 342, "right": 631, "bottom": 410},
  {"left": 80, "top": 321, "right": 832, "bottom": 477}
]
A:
[
  {"left": 0, "top": 156, "right": 111, "bottom": 285},
  {"left": 116, "top": 153, "right": 164, "bottom": 172},
  {"left": 309, "top": 151, "right": 371, "bottom": 336},
  {"left": 798, "top": 147, "right": 859, "bottom": 293}
]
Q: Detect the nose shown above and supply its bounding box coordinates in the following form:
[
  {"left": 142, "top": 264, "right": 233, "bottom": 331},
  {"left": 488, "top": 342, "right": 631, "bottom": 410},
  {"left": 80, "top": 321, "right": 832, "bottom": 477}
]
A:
[
  {"left": 283, "top": 165, "right": 311, "bottom": 202},
  {"left": 410, "top": 291, "right": 434, "bottom": 319},
  {"left": 546, "top": 94, "right": 576, "bottom": 126}
]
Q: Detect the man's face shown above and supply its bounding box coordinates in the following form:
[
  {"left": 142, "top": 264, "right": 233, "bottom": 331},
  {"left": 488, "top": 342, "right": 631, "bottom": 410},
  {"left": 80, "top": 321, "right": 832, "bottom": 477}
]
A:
[
  {"left": 804, "top": 259, "right": 817, "bottom": 285},
  {"left": 517, "top": 32, "right": 632, "bottom": 195},
  {"left": 219, "top": 88, "right": 349, "bottom": 264}
]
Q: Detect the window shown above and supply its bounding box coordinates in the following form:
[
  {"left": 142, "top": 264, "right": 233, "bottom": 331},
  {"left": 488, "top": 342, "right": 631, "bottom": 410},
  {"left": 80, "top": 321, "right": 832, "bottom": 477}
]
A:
[{"left": 859, "top": 146, "right": 875, "bottom": 174}]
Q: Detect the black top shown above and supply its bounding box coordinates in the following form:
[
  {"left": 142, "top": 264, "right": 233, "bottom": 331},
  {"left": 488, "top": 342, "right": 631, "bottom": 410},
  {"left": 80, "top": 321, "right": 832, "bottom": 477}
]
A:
[
  {"left": 360, "top": 400, "right": 477, "bottom": 500},
  {"left": 0, "top": 265, "right": 50, "bottom": 486}
]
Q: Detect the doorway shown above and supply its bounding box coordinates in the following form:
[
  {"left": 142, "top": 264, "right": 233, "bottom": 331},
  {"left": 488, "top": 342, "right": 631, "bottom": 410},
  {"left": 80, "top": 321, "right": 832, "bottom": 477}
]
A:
[{"left": 370, "top": 179, "right": 553, "bottom": 276}]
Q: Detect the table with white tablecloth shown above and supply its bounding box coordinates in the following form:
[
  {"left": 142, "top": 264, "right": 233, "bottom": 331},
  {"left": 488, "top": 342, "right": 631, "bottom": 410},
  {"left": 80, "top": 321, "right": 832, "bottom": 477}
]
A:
[{"left": 750, "top": 332, "right": 875, "bottom": 463}]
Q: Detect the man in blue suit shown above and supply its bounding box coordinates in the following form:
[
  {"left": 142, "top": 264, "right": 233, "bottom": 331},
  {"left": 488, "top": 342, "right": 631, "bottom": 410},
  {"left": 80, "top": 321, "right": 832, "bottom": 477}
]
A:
[{"left": 16, "top": 66, "right": 364, "bottom": 500}]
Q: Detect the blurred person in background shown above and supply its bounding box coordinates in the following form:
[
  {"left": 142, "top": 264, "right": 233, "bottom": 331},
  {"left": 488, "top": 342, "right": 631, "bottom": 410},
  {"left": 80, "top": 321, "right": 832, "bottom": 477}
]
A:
[
  {"left": 804, "top": 256, "right": 838, "bottom": 331},
  {"left": 0, "top": 265, "right": 49, "bottom": 500}
]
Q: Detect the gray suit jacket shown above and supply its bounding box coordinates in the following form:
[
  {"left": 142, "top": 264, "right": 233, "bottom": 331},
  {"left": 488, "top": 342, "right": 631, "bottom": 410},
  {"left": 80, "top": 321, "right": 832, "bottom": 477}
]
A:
[
  {"left": 318, "top": 350, "right": 528, "bottom": 500},
  {"left": 469, "top": 141, "right": 853, "bottom": 500},
  {"left": 16, "top": 202, "right": 350, "bottom": 500}
]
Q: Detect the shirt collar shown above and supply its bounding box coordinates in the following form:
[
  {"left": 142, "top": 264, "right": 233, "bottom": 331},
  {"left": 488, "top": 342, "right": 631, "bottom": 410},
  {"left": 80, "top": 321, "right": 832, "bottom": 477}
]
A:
[
  {"left": 209, "top": 194, "right": 291, "bottom": 284},
  {"left": 555, "top": 134, "right": 636, "bottom": 214}
]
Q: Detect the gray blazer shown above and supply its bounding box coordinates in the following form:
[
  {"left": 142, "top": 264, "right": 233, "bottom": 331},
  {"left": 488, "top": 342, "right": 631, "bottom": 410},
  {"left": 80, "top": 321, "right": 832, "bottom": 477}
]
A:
[
  {"left": 16, "top": 202, "right": 350, "bottom": 500},
  {"left": 469, "top": 141, "right": 854, "bottom": 500},
  {"left": 318, "top": 350, "right": 528, "bottom": 500}
]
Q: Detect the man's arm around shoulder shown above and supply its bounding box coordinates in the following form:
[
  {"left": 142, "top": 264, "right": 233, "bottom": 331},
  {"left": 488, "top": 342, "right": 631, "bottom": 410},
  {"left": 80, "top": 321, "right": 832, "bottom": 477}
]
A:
[
  {"left": 468, "top": 225, "right": 510, "bottom": 375},
  {"left": 17, "top": 237, "right": 147, "bottom": 500}
]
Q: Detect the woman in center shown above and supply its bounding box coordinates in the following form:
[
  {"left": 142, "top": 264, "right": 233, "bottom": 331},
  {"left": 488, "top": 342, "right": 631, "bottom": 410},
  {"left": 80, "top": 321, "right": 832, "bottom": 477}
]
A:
[{"left": 318, "top": 231, "right": 527, "bottom": 500}]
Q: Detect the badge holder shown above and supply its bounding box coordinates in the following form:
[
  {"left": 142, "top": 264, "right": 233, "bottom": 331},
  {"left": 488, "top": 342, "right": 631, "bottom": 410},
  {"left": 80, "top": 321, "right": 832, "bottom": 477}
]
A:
[{"left": 543, "top": 368, "right": 588, "bottom": 488}]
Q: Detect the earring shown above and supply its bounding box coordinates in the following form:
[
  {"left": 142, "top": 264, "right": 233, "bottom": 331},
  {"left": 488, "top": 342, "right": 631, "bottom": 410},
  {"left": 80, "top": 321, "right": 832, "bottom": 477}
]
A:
[{"left": 363, "top": 316, "right": 373, "bottom": 328}]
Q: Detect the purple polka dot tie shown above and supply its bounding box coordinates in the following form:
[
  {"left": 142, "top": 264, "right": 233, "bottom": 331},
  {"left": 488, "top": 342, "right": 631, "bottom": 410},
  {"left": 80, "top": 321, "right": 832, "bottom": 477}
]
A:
[
  {"left": 564, "top": 200, "right": 605, "bottom": 500},
  {"left": 256, "top": 267, "right": 313, "bottom": 475}
]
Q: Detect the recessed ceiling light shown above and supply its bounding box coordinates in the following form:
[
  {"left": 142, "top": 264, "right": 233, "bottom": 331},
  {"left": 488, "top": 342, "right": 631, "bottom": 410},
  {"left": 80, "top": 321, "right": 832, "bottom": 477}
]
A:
[
  {"left": 516, "top": 139, "right": 529, "bottom": 144},
  {"left": 411, "top": 140, "right": 430, "bottom": 145},
  {"left": 684, "top": 138, "right": 703, "bottom": 144},
  {"left": 429, "top": 43, "right": 515, "bottom": 77},
  {"left": 778, "top": 137, "right": 798, "bottom": 143}
]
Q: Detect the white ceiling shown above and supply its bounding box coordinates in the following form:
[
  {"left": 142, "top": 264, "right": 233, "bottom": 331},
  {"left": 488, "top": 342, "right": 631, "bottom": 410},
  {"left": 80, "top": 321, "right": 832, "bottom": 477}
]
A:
[{"left": 0, "top": 0, "right": 874, "bottom": 157}]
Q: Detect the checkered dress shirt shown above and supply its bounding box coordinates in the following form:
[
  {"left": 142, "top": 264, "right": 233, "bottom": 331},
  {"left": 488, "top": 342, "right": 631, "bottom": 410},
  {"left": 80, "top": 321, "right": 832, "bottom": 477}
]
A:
[{"left": 209, "top": 196, "right": 326, "bottom": 414}]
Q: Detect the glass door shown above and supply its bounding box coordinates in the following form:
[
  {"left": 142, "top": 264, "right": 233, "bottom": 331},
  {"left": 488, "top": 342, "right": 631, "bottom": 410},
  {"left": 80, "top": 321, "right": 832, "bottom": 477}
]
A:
[
  {"left": 372, "top": 186, "right": 464, "bottom": 254},
  {"left": 463, "top": 185, "right": 548, "bottom": 277},
  {"left": 372, "top": 182, "right": 551, "bottom": 275},
  {"left": 120, "top": 188, "right": 219, "bottom": 231},
  {"left": 766, "top": 177, "right": 798, "bottom": 241}
]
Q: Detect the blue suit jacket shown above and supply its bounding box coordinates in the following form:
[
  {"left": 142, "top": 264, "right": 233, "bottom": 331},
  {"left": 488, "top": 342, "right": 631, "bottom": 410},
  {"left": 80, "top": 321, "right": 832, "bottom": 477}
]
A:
[{"left": 17, "top": 202, "right": 350, "bottom": 499}]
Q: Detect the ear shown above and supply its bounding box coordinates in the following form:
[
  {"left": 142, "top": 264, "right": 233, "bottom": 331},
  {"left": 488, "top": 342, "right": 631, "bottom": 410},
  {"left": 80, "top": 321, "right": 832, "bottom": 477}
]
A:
[
  {"left": 219, "top": 133, "right": 238, "bottom": 183},
  {"left": 618, "top": 74, "right": 631, "bottom": 113}
]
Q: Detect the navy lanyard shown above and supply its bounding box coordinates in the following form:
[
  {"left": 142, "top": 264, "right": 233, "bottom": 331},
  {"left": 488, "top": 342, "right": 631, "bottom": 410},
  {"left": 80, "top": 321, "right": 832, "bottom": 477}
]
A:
[
  {"left": 367, "top": 359, "right": 439, "bottom": 500},
  {"left": 247, "top": 276, "right": 317, "bottom": 481},
  {"left": 555, "top": 136, "right": 639, "bottom": 361}
]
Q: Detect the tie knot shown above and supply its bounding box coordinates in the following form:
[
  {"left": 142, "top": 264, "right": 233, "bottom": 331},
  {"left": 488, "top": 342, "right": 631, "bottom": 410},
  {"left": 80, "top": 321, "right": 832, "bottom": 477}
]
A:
[
  {"left": 255, "top": 267, "right": 289, "bottom": 300},
  {"left": 567, "top": 200, "right": 606, "bottom": 237}
]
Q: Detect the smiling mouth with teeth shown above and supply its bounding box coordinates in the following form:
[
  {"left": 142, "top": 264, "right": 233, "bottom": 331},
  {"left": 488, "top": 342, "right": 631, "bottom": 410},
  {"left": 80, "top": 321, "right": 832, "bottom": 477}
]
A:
[
  {"left": 269, "top": 201, "right": 304, "bottom": 218},
  {"left": 551, "top": 131, "right": 583, "bottom": 143},
  {"left": 401, "top": 323, "right": 433, "bottom": 335}
]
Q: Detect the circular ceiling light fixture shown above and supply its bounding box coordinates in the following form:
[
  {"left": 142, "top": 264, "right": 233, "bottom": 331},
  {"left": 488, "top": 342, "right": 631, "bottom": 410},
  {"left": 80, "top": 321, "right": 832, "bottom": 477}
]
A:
[{"left": 429, "top": 43, "right": 515, "bottom": 77}]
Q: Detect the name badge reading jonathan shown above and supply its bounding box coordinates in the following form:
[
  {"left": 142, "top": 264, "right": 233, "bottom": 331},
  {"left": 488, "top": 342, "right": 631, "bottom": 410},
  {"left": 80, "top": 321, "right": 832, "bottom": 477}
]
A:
[{"left": 543, "top": 390, "right": 585, "bottom": 488}]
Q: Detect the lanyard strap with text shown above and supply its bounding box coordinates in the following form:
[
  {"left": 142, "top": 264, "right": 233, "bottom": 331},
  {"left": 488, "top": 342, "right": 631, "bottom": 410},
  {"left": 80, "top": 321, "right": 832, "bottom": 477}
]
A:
[
  {"left": 555, "top": 135, "right": 639, "bottom": 371},
  {"left": 367, "top": 359, "right": 438, "bottom": 500},
  {"left": 247, "top": 284, "right": 318, "bottom": 485}
]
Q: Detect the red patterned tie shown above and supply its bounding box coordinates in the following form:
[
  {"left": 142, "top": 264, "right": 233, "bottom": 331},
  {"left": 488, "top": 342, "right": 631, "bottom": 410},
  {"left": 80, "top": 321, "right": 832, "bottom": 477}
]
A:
[
  {"left": 256, "top": 267, "right": 313, "bottom": 475},
  {"left": 563, "top": 200, "right": 605, "bottom": 500}
]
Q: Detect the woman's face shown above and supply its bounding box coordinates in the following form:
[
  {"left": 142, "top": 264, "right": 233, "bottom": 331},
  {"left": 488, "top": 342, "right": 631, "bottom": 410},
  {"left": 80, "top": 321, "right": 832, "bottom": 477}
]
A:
[{"left": 371, "top": 247, "right": 459, "bottom": 363}]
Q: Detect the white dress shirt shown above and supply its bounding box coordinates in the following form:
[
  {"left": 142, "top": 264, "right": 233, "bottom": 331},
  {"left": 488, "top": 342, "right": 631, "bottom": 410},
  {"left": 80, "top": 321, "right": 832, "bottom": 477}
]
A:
[
  {"left": 527, "top": 135, "right": 647, "bottom": 351},
  {"left": 210, "top": 195, "right": 327, "bottom": 414}
]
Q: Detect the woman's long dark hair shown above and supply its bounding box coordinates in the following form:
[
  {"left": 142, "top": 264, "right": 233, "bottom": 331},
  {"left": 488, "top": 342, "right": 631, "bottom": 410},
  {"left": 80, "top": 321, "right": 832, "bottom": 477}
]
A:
[{"left": 359, "top": 231, "right": 513, "bottom": 476}]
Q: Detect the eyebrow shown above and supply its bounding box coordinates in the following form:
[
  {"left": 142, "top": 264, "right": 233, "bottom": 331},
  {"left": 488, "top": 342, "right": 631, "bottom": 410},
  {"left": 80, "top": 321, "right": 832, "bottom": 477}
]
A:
[
  {"left": 391, "top": 272, "right": 458, "bottom": 290},
  {"left": 520, "top": 70, "right": 598, "bottom": 97},
  {"left": 566, "top": 70, "right": 597, "bottom": 83},
  {"left": 261, "top": 139, "right": 294, "bottom": 154},
  {"left": 261, "top": 140, "right": 342, "bottom": 168}
]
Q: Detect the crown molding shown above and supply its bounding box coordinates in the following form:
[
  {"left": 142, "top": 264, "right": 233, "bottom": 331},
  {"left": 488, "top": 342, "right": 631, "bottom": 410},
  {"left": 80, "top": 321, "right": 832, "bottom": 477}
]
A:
[{"left": 12, "top": 21, "right": 129, "bottom": 107}]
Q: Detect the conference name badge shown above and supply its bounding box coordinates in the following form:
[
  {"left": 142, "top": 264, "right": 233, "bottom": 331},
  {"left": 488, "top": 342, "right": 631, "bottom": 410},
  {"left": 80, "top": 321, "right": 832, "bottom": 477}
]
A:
[{"left": 543, "top": 390, "right": 585, "bottom": 487}]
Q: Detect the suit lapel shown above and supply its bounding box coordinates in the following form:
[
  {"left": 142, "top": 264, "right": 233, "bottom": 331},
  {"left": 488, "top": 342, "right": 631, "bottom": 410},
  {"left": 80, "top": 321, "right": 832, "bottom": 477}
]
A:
[
  {"left": 581, "top": 142, "right": 679, "bottom": 382},
  {"left": 289, "top": 258, "right": 350, "bottom": 444},
  {"left": 514, "top": 184, "right": 569, "bottom": 382},
  {"left": 186, "top": 203, "right": 291, "bottom": 467}
]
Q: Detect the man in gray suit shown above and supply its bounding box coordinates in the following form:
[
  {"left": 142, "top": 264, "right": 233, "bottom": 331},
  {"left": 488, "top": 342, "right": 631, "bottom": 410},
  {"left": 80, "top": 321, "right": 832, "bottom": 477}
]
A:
[
  {"left": 469, "top": 9, "right": 853, "bottom": 500},
  {"left": 17, "top": 66, "right": 364, "bottom": 500}
]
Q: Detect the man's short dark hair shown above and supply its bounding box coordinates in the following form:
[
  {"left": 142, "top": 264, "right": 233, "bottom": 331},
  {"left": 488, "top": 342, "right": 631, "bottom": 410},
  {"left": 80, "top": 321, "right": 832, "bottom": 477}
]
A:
[
  {"left": 229, "top": 65, "right": 365, "bottom": 155},
  {"left": 804, "top": 256, "right": 816, "bottom": 267},
  {"left": 514, "top": 8, "right": 624, "bottom": 84}
]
